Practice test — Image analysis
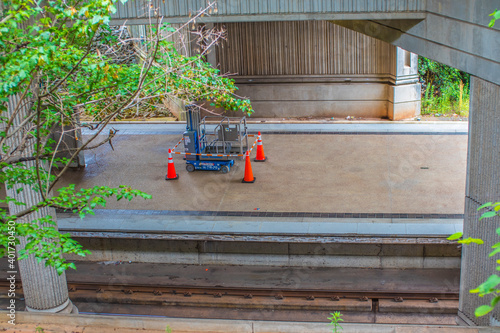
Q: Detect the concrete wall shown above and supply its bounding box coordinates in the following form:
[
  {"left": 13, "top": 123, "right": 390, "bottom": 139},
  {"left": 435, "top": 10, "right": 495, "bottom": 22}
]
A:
[
  {"left": 64, "top": 236, "right": 461, "bottom": 269},
  {"left": 214, "top": 21, "right": 420, "bottom": 120},
  {"left": 235, "top": 82, "right": 389, "bottom": 119},
  {"left": 458, "top": 77, "right": 500, "bottom": 326}
]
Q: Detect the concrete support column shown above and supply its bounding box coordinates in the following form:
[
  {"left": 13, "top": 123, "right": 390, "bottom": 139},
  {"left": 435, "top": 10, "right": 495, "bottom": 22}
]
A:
[
  {"left": 8, "top": 168, "right": 77, "bottom": 314},
  {"left": 458, "top": 76, "right": 500, "bottom": 326},
  {"left": 6, "top": 92, "right": 77, "bottom": 314},
  {"left": 388, "top": 47, "right": 421, "bottom": 120}
]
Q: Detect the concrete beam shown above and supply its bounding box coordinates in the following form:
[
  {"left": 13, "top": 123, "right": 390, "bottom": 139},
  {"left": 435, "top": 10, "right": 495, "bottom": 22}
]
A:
[
  {"left": 427, "top": 0, "right": 500, "bottom": 32},
  {"left": 332, "top": 17, "right": 500, "bottom": 86},
  {"left": 111, "top": 0, "right": 426, "bottom": 25},
  {"left": 110, "top": 13, "right": 426, "bottom": 26}
]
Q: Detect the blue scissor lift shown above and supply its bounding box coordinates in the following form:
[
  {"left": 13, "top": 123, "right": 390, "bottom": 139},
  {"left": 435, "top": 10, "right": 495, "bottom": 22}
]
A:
[{"left": 183, "top": 106, "right": 249, "bottom": 173}]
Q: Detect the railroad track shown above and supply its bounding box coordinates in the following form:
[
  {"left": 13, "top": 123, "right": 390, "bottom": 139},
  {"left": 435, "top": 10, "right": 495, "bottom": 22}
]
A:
[
  {"left": 66, "top": 282, "right": 459, "bottom": 300},
  {"left": 0, "top": 281, "right": 460, "bottom": 324}
]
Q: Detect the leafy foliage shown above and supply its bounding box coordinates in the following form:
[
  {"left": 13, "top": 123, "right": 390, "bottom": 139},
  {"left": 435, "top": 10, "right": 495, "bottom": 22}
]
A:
[
  {"left": 418, "top": 57, "right": 470, "bottom": 116},
  {"left": 0, "top": 0, "right": 253, "bottom": 273},
  {"left": 448, "top": 202, "right": 500, "bottom": 317},
  {"left": 328, "top": 311, "right": 343, "bottom": 333},
  {"left": 489, "top": 10, "right": 500, "bottom": 27}
]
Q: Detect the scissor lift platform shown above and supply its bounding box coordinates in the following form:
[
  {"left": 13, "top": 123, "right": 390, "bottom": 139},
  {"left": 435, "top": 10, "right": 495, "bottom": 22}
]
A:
[{"left": 183, "top": 105, "right": 248, "bottom": 173}]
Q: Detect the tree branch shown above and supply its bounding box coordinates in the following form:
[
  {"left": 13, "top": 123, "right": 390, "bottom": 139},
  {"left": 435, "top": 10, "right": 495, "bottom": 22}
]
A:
[
  {"left": 47, "top": 22, "right": 163, "bottom": 193},
  {"left": 40, "top": 32, "right": 96, "bottom": 98}
]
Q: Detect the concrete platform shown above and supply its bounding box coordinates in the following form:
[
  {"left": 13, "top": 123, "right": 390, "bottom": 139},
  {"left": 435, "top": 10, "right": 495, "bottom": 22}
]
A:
[
  {"left": 57, "top": 122, "right": 468, "bottom": 236},
  {"left": 2, "top": 311, "right": 497, "bottom": 332},
  {"left": 58, "top": 210, "right": 463, "bottom": 237}
]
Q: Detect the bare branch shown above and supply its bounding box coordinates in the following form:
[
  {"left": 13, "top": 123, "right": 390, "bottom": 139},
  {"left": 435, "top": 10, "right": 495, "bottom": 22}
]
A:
[{"left": 47, "top": 19, "right": 164, "bottom": 192}]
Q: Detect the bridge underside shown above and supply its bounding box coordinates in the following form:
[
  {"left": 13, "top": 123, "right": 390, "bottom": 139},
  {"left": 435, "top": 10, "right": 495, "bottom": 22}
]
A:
[
  {"left": 111, "top": 0, "right": 426, "bottom": 25},
  {"left": 112, "top": 0, "right": 500, "bottom": 85}
]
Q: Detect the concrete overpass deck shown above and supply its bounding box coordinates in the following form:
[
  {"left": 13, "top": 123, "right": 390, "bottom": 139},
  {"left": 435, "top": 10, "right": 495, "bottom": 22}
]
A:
[{"left": 58, "top": 122, "right": 467, "bottom": 237}]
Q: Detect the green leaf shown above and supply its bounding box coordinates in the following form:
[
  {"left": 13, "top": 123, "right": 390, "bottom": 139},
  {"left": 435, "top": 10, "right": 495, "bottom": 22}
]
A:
[
  {"left": 490, "top": 10, "right": 500, "bottom": 20},
  {"left": 458, "top": 237, "right": 484, "bottom": 245},
  {"left": 40, "top": 31, "right": 50, "bottom": 40},
  {"left": 447, "top": 232, "right": 463, "bottom": 241},
  {"left": 490, "top": 248, "right": 500, "bottom": 257},
  {"left": 478, "top": 202, "right": 493, "bottom": 210},
  {"left": 56, "top": 266, "right": 66, "bottom": 275},
  {"left": 475, "top": 305, "right": 493, "bottom": 317},
  {"left": 92, "top": 15, "right": 102, "bottom": 25},
  {"left": 479, "top": 211, "right": 497, "bottom": 221},
  {"left": 477, "top": 275, "right": 500, "bottom": 295}
]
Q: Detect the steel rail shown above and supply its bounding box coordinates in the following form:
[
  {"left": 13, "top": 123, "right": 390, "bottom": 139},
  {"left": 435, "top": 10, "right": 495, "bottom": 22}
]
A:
[{"left": 0, "top": 281, "right": 459, "bottom": 301}]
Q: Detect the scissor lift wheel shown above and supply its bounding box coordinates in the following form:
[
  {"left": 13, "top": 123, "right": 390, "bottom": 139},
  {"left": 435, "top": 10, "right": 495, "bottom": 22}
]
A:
[
  {"left": 220, "top": 165, "right": 229, "bottom": 174},
  {"left": 186, "top": 164, "right": 195, "bottom": 172}
]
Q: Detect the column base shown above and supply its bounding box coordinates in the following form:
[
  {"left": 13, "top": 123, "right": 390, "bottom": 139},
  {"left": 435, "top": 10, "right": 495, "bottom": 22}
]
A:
[
  {"left": 388, "top": 83, "right": 421, "bottom": 120},
  {"left": 26, "top": 298, "right": 78, "bottom": 314},
  {"left": 456, "top": 310, "right": 475, "bottom": 326}
]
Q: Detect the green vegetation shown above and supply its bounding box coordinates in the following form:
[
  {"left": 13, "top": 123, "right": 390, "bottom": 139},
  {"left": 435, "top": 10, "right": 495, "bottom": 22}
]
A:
[
  {"left": 489, "top": 9, "right": 500, "bottom": 27},
  {"left": 327, "top": 312, "right": 343, "bottom": 333},
  {"left": 448, "top": 202, "right": 500, "bottom": 317},
  {"left": 0, "top": 0, "right": 253, "bottom": 273},
  {"left": 418, "top": 57, "right": 470, "bottom": 117}
]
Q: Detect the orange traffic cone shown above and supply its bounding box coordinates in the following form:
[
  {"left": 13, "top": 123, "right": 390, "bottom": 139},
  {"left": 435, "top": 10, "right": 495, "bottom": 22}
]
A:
[
  {"left": 254, "top": 131, "right": 267, "bottom": 162},
  {"left": 242, "top": 151, "right": 255, "bottom": 183},
  {"left": 165, "top": 149, "right": 179, "bottom": 180}
]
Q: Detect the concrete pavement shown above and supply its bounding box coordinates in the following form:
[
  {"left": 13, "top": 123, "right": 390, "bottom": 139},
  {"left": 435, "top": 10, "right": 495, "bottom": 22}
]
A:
[
  {"left": 3, "top": 311, "right": 498, "bottom": 332},
  {"left": 58, "top": 122, "right": 468, "bottom": 237}
]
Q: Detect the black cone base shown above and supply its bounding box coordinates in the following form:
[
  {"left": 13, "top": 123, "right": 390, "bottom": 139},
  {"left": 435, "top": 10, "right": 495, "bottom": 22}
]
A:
[{"left": 242, "top": 177, "right": 256, "bottom": 183}]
